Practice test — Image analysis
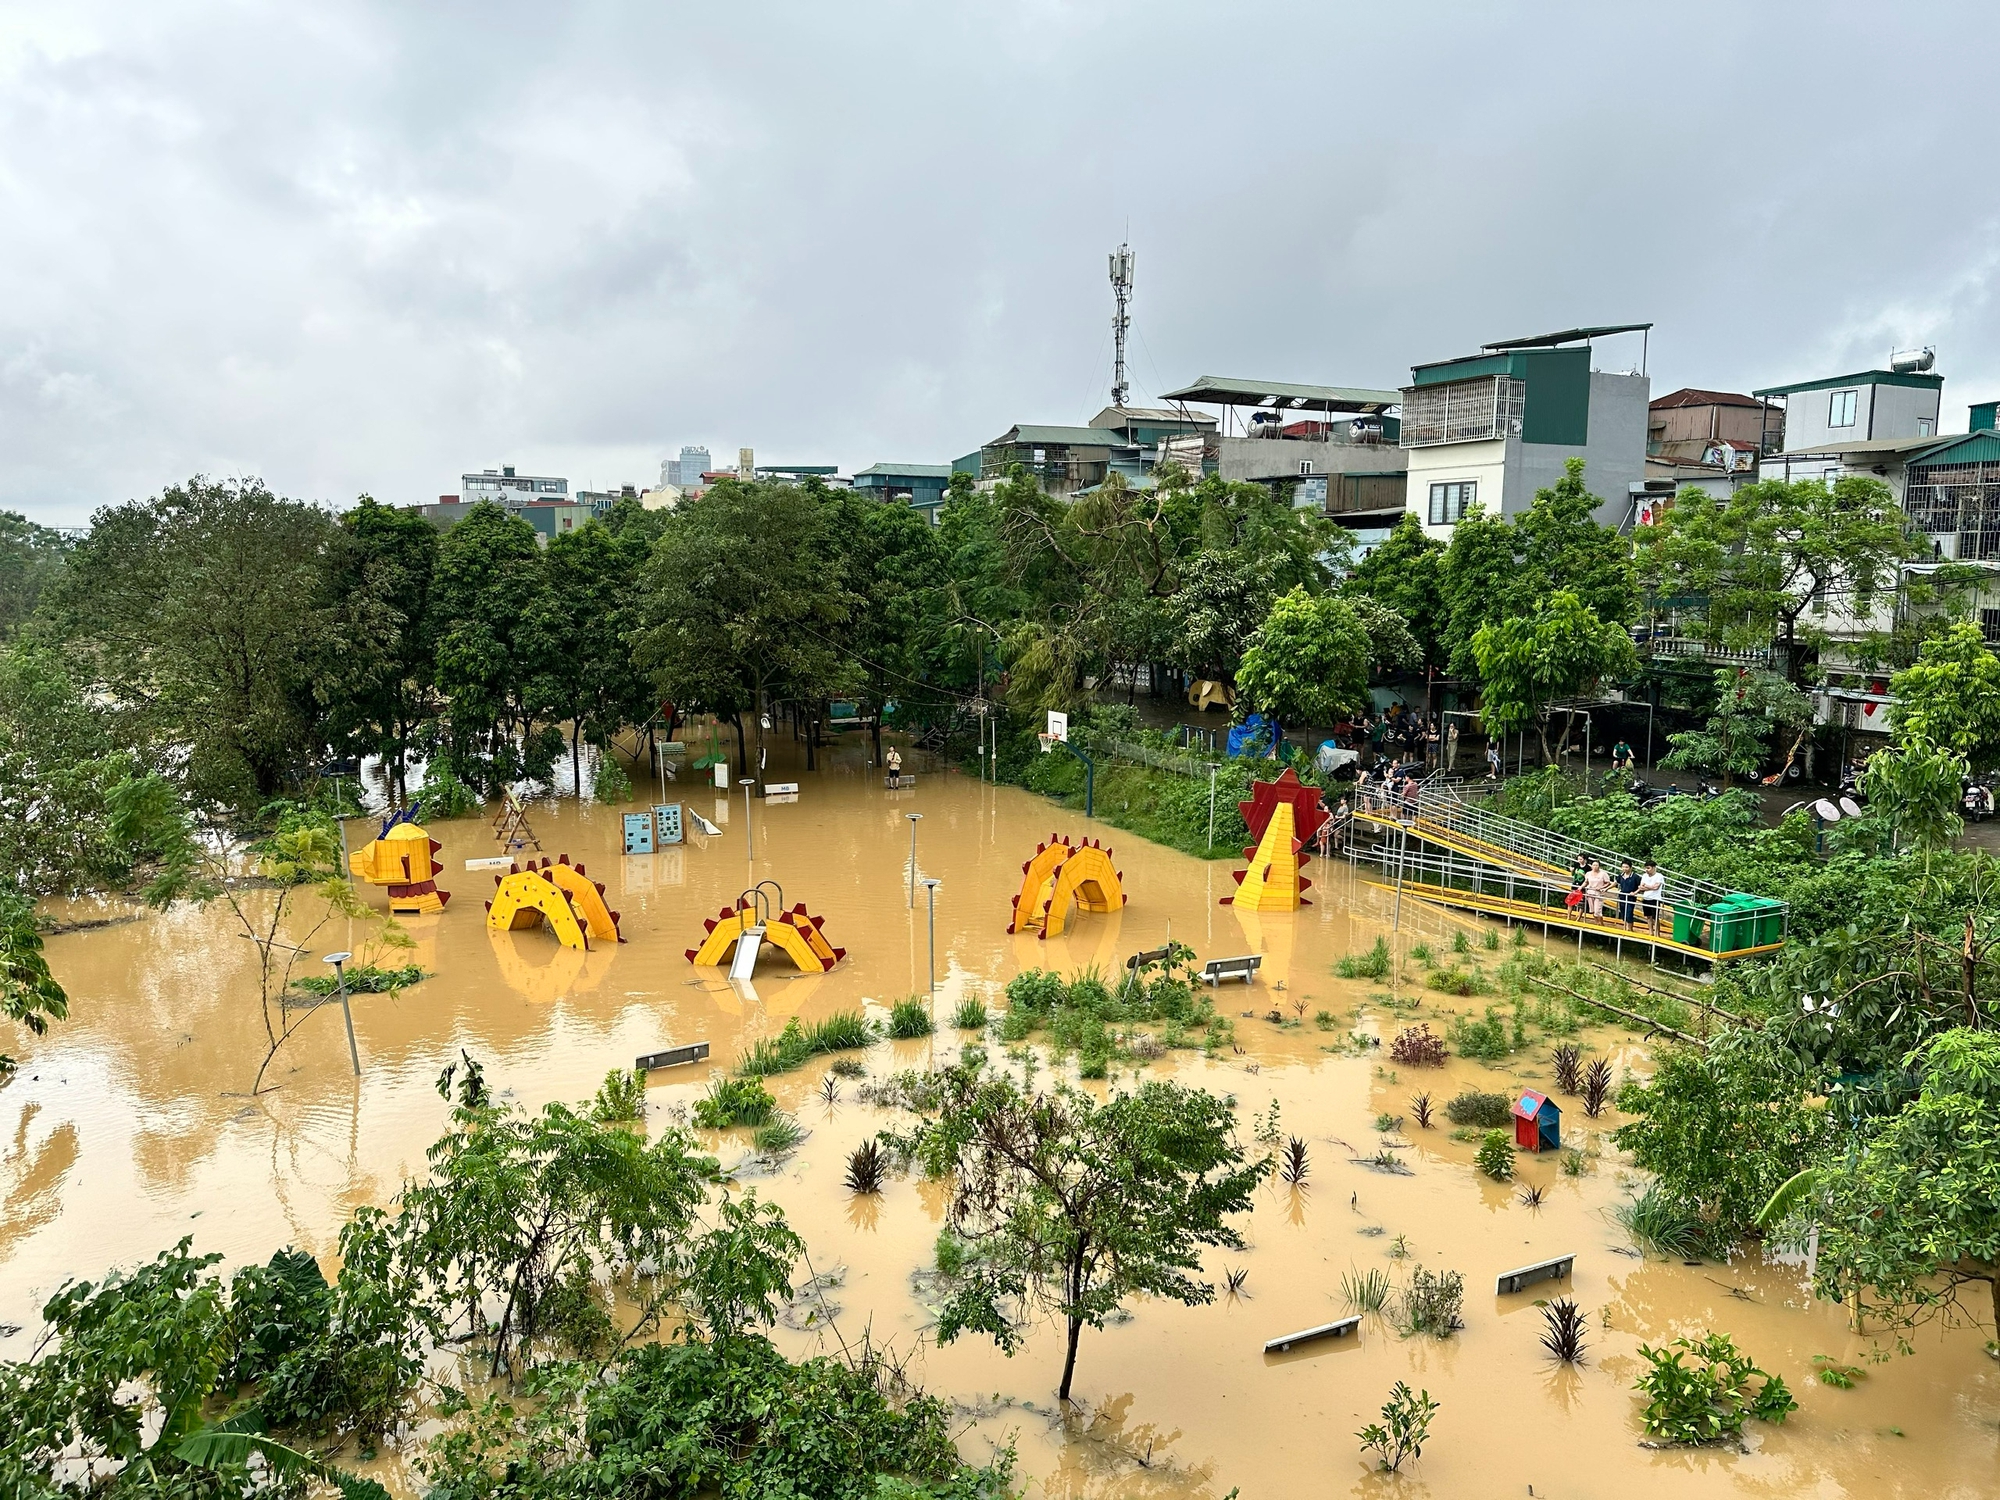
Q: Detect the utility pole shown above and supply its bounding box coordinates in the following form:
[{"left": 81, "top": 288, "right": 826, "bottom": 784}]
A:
[
  {"left": 1108, "top": 244, "right": 1135, "bottom": 407},
  {"left": 324, "top": 951, "right": 361, "bottom": 1076},
  {"left": 906, "top": 812, "right": 923, "bottom": 908},
  {"left": 922, "top": 878, "right": 941, "bottom": 996}
]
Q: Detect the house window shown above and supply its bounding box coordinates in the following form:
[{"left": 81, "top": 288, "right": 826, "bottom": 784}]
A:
[
  {"left": 1428, "top": 480, "right": 1475, "bottom": 525},
  {"left": 1829, "top": 389, "right": 1858, "bottom": 428},
  {"left": 1918, "top": 417, "right": 1935, "bottom": 437},
  {"left": 1982, "top": 608, "right": 2000, "bottom": 645}
]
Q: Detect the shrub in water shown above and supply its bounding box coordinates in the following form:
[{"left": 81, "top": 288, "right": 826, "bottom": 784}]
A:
[
  {"left": 1540, "top": 1298, "right": 1588, "bottom": 1364},
  {"left": 887, "top": 998, "right": 935, "bottom": 1039},
  {"left": 1394, "top": 1266, "right": 1465, "bottom": 1339},
  {"left": 1003, "top": 968, "right": 1067, "bottom": 1018},
  {"left": 1449, "top": 1006, "right": 1512, "bottom": 1059},
  {"left": 1475, "top": 1129, "right": 1515, "bottom": 1181},
  {"left": 1634, "top": 1332, "right": 1796, "bottom": 1444},
  {"left": 588, "top": 1066, "right": 646, "bottom": 1123},
  {"left": 1582, "top": 1056, "right": 1614, "bottom": 1116},
  {"left": 1389, "top": 1023, "right": 1448, "bottom": 1066},
  {"left": 693, "top": 1076, "right": 776, "bottom": 1129},
  {"left": 1444, "top": 1090, "right": 1512, "bottom": 1128},
  {"left": 1340, "top": 1266, "right": 1390, "bottom": 1312},
  {"left": 844, "top": 1138, "right": 886, "bottom": 1194},
  {"left": 1409, "top": 1092, "right": 1435, "bottom": 1129},
  {"left": 752, "top": 1113, "right": 806, "bottom": 1156},
  {"left": 1552, "top": 1042, "right": 1582, "bottom": 1094},
  {"left": 1615, "top": 1183, "right": 1705, "bottom": 1259},
  {"left": 1334, "top": 937, "right": 1392, "bottom": 979},
  {"left": 952, "top": 997, "right": 988, "bottom": 1030},
  {"left": 1357, "top": 1381, "right": 1439, "bottom": 1472}
]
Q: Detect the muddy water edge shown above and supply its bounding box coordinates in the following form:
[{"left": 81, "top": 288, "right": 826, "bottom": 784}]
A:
[{"left": 6, "top": 738, "right": 1996, "bottom": 1498}]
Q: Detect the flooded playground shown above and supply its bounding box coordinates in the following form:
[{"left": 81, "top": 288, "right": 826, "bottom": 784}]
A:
[{"left": 5, "top": 740, "right": 1996, "bottom": 1498}]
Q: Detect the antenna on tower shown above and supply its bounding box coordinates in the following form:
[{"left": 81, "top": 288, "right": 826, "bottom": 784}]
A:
[{"left": 1108, "top": 243, "right": 1135, "bottom": 408}]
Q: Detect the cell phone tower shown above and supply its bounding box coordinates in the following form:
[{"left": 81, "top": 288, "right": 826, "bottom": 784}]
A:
[{"left": 1108, "top": 243, "right": 1135, "bottom": 408}]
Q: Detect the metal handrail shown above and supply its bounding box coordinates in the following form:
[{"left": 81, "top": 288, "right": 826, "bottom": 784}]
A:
[{"left": 1352, "top": 780, "right": 1784, "bottom": 924}]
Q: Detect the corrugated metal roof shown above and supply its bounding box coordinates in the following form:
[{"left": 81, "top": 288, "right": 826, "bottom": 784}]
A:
[
  {"left": 1157, "top": 376, "right": 1400, "bottom": 413},
  {"left": 854, "top": 462, "right": 954, "bottom": 478},
  {"left": 1650, "top": 387, "right": 1766, "bottom": 410},
  {"left": 1754, "top": 369, "right": 1944, "bottom": 397},
  {"left": 984, "top": 424, "right": 1129, "bottom": 447},
  {"left": 1481, "top": 324, "right": 1651, "bottom": 350}
]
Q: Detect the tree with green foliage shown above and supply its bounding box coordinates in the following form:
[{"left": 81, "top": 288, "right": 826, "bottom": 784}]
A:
[
  {"left": 634, "top": 479, "right": 857, "bottom": 780},
  {"left": 829, "top": 489, "right": 947, "bottom": 764},
  {"left": 1471, "top": 590, "right": 1638, "bottom": 762},
  {"left": 1889, "top": 621, "right": 2000, "bottom": 770},
  {"left": 0, "top": 643, "right": 143, "bottom": 895},
  {"left": 320, "top": 496, "right": 441, "bottom": 800},
  {"left": 1613, "top": 1030, "right": 1835, "bottom": 1245},
  {"left": 47, "top": 477, "right": 344, "bottom": 808},
  {"left": 1, "top": 890, "right": 68, "bottom": 1074},
  {"left": 0, "top": 508, "right": 69, "bottom": 637},
  {"left": 1439, "top": 458, "right": 1635, "bottom": 680},
  {"left": 1862, "top": 741, "right": 1968, "bottom": 854},
  {"left": 1661, "top": 667, "right": 1812, "bottom": 787},
  {"left": 522, "top": 522, "right": 654, "bottom": 794},
  {"left": 430, "top": 502, "right": 555, "bottom": 790},
  {"left": 1341, "top": 512, "right": 1445, "bottom": 666},
  {"left": 887, "top": 1064, "right": 1264, "bottom": 1403},
  {"left": 1632, "top": 475, "right": 1922, "bottom": 682},
  {"left": 1234, "top": 586, "right": 1374, "bottom": 728},
  {"left": 1771, "top": 1028, "right": 2000, "bottom": 1343}
]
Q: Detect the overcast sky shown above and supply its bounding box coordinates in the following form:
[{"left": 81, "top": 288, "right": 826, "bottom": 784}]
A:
[{"left": 6, "top": 1, "right": 1999, "bottom": 526}]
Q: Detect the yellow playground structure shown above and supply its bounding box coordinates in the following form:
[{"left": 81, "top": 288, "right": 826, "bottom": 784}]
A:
[
  {"left": 484, "top": 855, "right": 625, "bottom": 951},
  {"left": 1223, "top": 770, "right": 1327, "bottom": 912},
  {"left": 1007, "top": 834, "right": 1126, "bottom": 939},
  {"left": 348, "top": 808, "right": 452, "bottom": 915},
  {"left": 687, "top": 884, "right": 846, "bottom": 976}
]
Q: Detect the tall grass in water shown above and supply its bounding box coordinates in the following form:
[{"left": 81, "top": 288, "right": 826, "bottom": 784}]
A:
[
  {"left": 1616, "top": 1183, "right": 1704, "bottom": 1259},
  {"left": 1335, "top": 937, "right": 1392, "bottom": 979},
  {"left": 1341, "top": 1267, "right": 1391, "bottom": 1313},
  {"left": 736, "top": 1011, "right": 873, "bottom": 1077},
  {"left": 887, "top": 998, "right": 935, "bottom": 1039}
]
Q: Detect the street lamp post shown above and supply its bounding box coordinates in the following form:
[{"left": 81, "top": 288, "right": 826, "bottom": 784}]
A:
[
  {"left": 324, "top": 951, "right": 361, "bottom": 1076},
  {"left": 1205, "top": 762, "right": 1221, "bottom": 851},
  {"left": 740, "top": 778, "right": 756, "bottom": 883},
  {"left": 906, "top": 812, "right": 923, "bottom": 908},
  {"left": 922, "top": 877, "right": 941, "bottom": 996}
]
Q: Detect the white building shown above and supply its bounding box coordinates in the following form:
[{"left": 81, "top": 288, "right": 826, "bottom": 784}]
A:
[
  {"left": 1398, "top": 325, "right": 1653, "bottom": 539},
  {"left": 461, "top": 465, "right": 569, "bottom": 502}
]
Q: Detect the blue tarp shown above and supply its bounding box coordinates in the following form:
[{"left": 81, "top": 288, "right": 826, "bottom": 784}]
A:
[{"left": 1228, "top": 714, "right": 1281, "bottom": 758}]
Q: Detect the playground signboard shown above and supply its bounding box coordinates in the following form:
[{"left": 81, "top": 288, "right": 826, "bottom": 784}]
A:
[
  {"left": 622, "top": 813, "right": 655, "bottom": 855},
  {"left": 654, "top": 802, "right": 684, "bottom": 845}
]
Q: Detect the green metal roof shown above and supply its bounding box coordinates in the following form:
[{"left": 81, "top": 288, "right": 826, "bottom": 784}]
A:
[
  {"left": 1753, "top": 369, "right": 1945, "bottom": 397},
  {"left": 854, "top": 462, "right": 953, "bottom": 479},
  {"left": 984, "top": 424, "right": 1129, "bottom": 447},
  {"left": 1907, "top": 431, "right": 2000, "bottom": 467},
  {"left": 1482, "top": 323, "right": 1651, "bottom": 350},
  {"left": 1156, "top": 376, "right": 1400, "bottom": 413}
]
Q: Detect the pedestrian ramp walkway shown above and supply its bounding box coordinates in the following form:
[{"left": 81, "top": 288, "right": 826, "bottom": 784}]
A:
[
  {"left": 1351, "top": 807, "right": 1568, "bottom": 882},
  {"left": 1358, "top": 877, "right": 1784, "bottom": 963}
]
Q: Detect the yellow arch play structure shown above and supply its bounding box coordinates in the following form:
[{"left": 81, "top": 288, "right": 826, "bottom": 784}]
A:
[
  {"left": 348, "top": 810, "right": 452, "bottom": 916},
  {"left": 483, "top": 856, "right": 625, "bottom": 951},
  {"left": 1007, "top": 834, "right": 1126, "bottom": 939},
  {"left": 686, "top": 899, "right": 846, "bottom": 974}
]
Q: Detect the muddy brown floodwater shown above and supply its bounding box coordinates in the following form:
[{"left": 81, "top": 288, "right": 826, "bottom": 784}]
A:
[{"left": 6, "top": 737, "right": 1997, "bottom": 1497}]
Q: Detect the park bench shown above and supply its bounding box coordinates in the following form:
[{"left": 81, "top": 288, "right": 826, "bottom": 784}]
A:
[
  {"left": 1201, "top": 954, "right": 1262, "bottom": 986},
  {"left": 1495, "top": 1253, "right": 1575, "bottom": 1296},
  {"left": 884, "top": 774, "right": 916, "bottom": 789},
  {"left": 1125, "top": 945, "right": 1172, "bottom": 971},
  {"left": 635, "top": 1042, "right": 710, "bottom": 1072},
  {"left": 1263, "top": 1315, "right": 1360, "bottom": 1353}
]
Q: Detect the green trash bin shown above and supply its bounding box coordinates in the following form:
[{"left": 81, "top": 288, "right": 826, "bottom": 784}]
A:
[
  {"left": 1739, "top": 896, "right": 1785, "bottom": 947},
  {"left": 1707, "top": 900, "right": 1754, "bottom": 954},
  {"left": 1671, "top": 904, "right": 1706, "bottom": 948}
]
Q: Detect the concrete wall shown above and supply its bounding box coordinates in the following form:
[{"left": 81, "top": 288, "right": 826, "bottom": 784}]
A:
[
  {"left": 1868, "top": 382, "right": 1943, "bottom": 441},
  {"left": 1406, "top": 439, "right": 1508, "bottom": 540},
  {"left": 1778, "top": 381, "right": 1939, "bottom": 450},
  {"left": 1218, "top": 436, "right": 1407, "bottom": 483}
]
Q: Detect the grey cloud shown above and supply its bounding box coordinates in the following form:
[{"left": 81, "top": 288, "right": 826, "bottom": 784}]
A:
[{"left": 6, "top": 0, "right": 2000, "bottom": 524}]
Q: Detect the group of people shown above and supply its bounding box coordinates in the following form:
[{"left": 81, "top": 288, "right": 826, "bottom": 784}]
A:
[
  {"left": 1356, "top": 760, "right": 1425, "bottom": 819},
  {"left": 1567, "top": 854, "right": 1667, "bottom": 935}
]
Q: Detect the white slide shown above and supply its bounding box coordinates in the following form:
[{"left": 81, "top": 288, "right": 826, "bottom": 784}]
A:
[{"left": 729, "top": 926, "right": 765, "bottom": 980}]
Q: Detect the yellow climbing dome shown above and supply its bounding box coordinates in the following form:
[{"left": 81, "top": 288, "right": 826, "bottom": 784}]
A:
[
  {"left": 686, "top": 900, "right": 846, "bottom": 973},
  {"left": 1007, "top": 833, "right": 1125, "bottom": 939},
  {"left": 483, "top": 856, "right": 624, "bottom": 951},
  {"left": 348, "top": 811, "right": 451, "bottom": 916}
]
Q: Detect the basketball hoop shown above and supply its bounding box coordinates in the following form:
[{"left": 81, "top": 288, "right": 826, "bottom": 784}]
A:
[{"left": 1038, "top": 733, "right": 1057, "bottom": 755}]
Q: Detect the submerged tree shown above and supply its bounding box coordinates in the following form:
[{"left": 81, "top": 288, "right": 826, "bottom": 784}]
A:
[{"left": 886, "top": 1065, "right": 1263, "bottom": 1403}]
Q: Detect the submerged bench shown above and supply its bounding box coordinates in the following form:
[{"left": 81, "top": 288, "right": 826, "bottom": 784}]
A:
[
  {"left": 884, "top": 775, "right": 916, "bottom": 789},
  {"left": 1202, "top": 954, "right": 1262, "bottom": 986},
  {"left": 1264, "top": 1315, "right": 1360, "bottom": 1353},
  {"left": 1495, "top": 1253, "right": 1575, "bottom": 1296},
  {"left": 636, "top": 1042, "right": 711, "bottom": 1072}
]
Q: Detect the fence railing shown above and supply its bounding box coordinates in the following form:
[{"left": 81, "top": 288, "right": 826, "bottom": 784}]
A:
[
  {"left": 1353, "top": 779, "right": 1784, "bottom": 929},
  {"left": 1102, "top": 738, "right": 1210, "bottom": 779}
]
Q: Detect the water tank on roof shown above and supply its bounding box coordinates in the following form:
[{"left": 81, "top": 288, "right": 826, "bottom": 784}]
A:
[{"left": 1890, "top": 347, "right": 1936, "bottom": 374}]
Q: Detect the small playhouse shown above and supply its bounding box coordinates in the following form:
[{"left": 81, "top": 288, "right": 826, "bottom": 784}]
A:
[{"left": 1512, "top": 1090, "right": 1561, "bottom": 1153}]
